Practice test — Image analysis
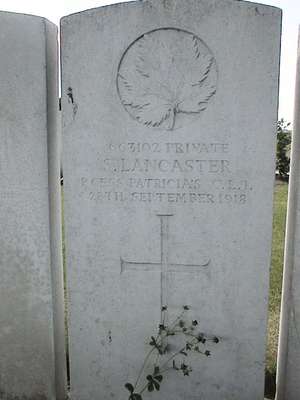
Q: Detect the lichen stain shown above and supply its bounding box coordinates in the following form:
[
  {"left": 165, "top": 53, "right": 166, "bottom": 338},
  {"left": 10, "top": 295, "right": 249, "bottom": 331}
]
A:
[
  {"left": 67, "top": 87, "right": 78, "bottom": 119},
  {"left": 254, "top": 6, "right": 265, "bottom": 16},
  {"left": 162, "top": 0, "right": 172, "bottom": 10}
]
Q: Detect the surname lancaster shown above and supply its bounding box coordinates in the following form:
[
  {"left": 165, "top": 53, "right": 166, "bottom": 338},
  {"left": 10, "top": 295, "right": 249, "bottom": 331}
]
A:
[{"left": 103, "top": 158, "right": 230, "bottom": 174}]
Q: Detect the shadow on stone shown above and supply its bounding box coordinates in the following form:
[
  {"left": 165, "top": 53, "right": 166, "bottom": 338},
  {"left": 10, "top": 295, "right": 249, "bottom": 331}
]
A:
[{"left": 265, "top": 370, "right": 276, "bottom": 399}]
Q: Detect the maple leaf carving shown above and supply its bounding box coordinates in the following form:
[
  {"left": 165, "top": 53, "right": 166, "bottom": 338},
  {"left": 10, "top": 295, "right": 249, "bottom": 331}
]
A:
[{"left": 117, "top": 28, "right": 217, "bottom": 130}]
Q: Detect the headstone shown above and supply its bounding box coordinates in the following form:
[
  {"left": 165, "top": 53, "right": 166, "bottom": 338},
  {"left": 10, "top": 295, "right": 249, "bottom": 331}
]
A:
[
  {"left": 276, "top": 28, "right": 300, "bottom": 400},
  {"left": 61, "top": 1, "right": 281, "bottom": 399},
  {"left": 0, "top": 12, "right": 66, "bottom": 400}
]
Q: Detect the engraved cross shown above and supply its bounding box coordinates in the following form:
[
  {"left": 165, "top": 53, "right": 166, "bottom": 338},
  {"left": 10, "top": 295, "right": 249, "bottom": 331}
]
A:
[{"left": 121, "top": 214, "right": 210, "bottom": 324}]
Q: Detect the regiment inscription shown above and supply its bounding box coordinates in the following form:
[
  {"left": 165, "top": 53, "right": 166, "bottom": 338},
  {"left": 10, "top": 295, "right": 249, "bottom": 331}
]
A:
[{"left": 81, "top": 140, "right": 252, "bottom": 205}]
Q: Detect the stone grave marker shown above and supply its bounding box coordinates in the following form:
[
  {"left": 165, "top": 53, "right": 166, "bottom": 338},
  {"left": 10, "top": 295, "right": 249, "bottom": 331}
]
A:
[
  {"left": 276, "top": 28, "right": 300, "bottom": 400},
  {"left": 61, "top": 1, "right": 281, "bottom": 399},
  {"left": 0, "top": 11, "right": 66, "bottom": 400}
]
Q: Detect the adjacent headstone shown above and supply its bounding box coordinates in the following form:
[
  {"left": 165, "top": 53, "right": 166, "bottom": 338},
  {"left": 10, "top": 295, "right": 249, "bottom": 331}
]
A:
[
  {"left": 276, "top": 28, "right": 300, "bottom": 400},
  {"left": 0, "top": 12, "right": 66, "bottom": 400},
  {"left": 61, "top": 1, "right": 281, "bottom": 399}
]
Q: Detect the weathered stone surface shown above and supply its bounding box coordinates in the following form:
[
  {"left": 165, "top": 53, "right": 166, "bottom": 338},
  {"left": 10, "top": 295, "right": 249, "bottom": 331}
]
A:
[
  {"left": 276, "top": 28, "right": 300, "bottom": 400},
  {"left": 0, "top": 12, "right": 65, "bottom": 400},
  {"left": 61, "top": 1, "right": 281, "bottom": 399}
]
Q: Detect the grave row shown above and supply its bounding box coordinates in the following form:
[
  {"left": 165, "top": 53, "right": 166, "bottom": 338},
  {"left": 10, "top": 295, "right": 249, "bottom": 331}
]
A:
[{"left": 0, "top": 1, "right": 298, "bottom": 400}]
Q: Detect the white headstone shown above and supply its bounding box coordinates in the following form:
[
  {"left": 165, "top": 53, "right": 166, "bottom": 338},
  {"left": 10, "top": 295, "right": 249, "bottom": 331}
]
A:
[
  {"left": 276, "top": 28, "right": 300, "bottom": 400},
  {"left": 0, "top": 12, "right": 66, "bottom": 400},
  {"left": 61, "top": 1, "right": 281, "bottom": 399}
]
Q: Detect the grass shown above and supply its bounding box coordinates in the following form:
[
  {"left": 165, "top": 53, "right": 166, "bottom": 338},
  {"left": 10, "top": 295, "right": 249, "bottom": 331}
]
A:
[{"left": 265, "top": 181, "right": 288, "bottom": 398}]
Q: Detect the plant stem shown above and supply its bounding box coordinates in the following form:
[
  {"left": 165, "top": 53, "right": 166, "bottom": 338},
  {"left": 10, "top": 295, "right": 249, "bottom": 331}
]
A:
[
  {"left": 154, "top": 351, "right": 160, "bottom": 368},
  {"left": 134, "top": 326, "right": 165, "bottom": 390},
  {"left": 134, "top": 347, "right": 156, "bottom": 390},
  {"left": 159, "top": 366, "right": 174, "bottom": 375},
  {"left": 167, "top": 310, "right": 186, "bottom": 331},
  {"left": 159, "top": 337, "right": 199, "bottom": 371},
  {"left": 138, "top": 382, "right": 150, "bottom": 395},
  {"left": 159, "top": 346, "right": 187, "bottom": 371}
]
